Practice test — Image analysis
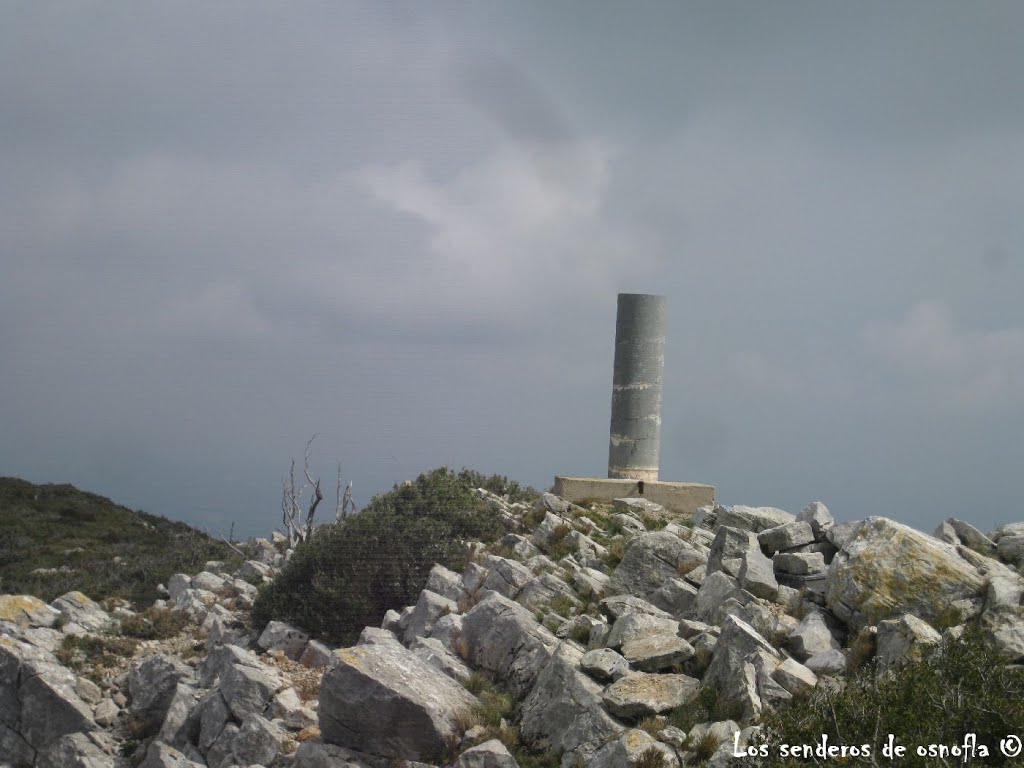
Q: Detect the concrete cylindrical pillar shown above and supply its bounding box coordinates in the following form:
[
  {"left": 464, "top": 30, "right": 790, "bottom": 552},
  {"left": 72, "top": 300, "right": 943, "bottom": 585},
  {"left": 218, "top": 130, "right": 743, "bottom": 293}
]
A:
[{"left": 607, "top": 293, "right": 665, "bottom": 481}]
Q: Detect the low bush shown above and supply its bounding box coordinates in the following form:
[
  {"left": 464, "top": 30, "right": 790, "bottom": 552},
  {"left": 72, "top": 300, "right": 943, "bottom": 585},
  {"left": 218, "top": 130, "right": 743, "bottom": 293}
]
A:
[
  {"left": 746, "top": 626, "right": 1024, "bottom": 766},
  {"left": 252, "top": 468, "right": 509, "bottom": 645}
]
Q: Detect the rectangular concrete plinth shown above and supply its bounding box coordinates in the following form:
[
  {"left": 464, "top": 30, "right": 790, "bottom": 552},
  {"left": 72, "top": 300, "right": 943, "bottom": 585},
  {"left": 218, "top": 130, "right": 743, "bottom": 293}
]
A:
[{"left": 552, "top": 476, "right": 715, "bottom": 518}]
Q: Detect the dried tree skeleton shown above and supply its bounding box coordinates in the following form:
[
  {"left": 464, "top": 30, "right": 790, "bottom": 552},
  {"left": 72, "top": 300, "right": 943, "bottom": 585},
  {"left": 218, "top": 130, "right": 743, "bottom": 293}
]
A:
[{"left": 281, "top": 435, "right": 356, "bottom": 546}]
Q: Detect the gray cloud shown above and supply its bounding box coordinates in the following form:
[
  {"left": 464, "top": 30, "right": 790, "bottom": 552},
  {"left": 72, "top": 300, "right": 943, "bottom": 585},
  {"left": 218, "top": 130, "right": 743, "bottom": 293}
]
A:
[{"left": 2, "top": 2, "right": 1023, "bottom": 537}]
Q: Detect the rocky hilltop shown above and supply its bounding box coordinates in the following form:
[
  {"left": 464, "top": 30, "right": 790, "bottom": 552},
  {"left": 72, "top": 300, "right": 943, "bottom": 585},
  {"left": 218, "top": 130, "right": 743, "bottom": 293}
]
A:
[{"left": 3, "top": 489, "right": 1024, "bottom": 768}]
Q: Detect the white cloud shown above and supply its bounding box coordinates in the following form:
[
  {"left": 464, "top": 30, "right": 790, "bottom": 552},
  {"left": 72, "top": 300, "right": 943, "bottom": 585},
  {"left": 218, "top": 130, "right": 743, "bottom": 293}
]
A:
[{"left": 350, "top": 138, "right": 656, "bottom": 326}]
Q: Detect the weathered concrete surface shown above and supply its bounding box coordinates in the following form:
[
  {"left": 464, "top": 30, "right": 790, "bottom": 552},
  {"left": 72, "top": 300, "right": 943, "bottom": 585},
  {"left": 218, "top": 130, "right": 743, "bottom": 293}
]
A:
[
  {"left": 552, "top": 477, "right": 714, "bottom": 518},
  {"left": 607, "top": 293, "right": 665, "bottom": 482}
]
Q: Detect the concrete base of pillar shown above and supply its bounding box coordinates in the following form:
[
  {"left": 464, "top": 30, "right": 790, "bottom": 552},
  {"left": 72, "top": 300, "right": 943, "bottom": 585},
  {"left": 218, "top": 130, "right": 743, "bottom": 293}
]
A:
[{"left": 551, "top": 476, "right": 715, "bottom": 519}]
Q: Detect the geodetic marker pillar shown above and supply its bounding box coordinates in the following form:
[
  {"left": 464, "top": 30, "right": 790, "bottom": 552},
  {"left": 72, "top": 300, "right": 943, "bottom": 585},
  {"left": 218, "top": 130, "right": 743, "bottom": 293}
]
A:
[{"left": 607, "top": 293, "right": 665, "bottom": 481}]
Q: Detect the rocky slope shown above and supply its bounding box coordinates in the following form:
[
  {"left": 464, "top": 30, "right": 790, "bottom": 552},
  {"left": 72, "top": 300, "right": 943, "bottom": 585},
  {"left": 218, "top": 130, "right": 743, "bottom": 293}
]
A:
[{"left": 3, "top": 490, "right": 1024, "bottom": 768}]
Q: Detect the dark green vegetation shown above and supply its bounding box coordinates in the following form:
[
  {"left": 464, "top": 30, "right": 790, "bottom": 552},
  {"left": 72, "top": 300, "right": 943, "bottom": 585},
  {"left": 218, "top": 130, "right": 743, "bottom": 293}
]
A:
[
  {"left": 0, "top": 477, "right": 240, "bottom": 606},
  {"left": 746, "top": 627, "right": 1024, "bottom": 766},
  {"left": 253, "top": 468, "right": 536, "bottom": 646}
]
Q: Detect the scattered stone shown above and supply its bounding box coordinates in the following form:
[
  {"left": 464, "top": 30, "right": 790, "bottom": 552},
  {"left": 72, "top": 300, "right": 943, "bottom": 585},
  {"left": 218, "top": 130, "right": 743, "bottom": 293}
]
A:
[
  {"left": 796, "top": 502, "right": 835, "bottom": 539},
  {"left": 621, "top": 633, "right": 695, "bottom": 672},
  {"left": 773, "top": 552, "right": 826, "bottom": 575},
  {"left": 805, "top": 648, "right": 847, "bottom": 675},
  {"left": 258, "top": 620, "right": 310, "bottom": 660},
  {"left": 787, "top": 612, "right": 840, "bottom": 660},
  {"left": 455, "top": 738, "right": 521, "bottom": 768},
  {"left": 758, "top": 521, "right": 815, "bottom": 555},
  {"left": 876, "top": 614, "right": 941, "bottom": 667},
  {"left": 590, "top": 728, "right": 679, "bottom": 768},
  {"left": 580, "top": 648, "right": 631, "bottom": 682},
  {"left": 718, "top": 505, "right": 795, "bottom": 533},
  {"left": 602, "top": 672, "right": 701, "bottom": 719}
]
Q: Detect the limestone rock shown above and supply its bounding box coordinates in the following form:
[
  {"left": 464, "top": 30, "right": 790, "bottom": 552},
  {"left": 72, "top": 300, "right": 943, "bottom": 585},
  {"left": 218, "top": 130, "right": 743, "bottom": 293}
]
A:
[
  {"left": 481, "top": 556, "right": 534, "bottom": 600},
  {"left": 0, "top": 721, "right": 35, "bottom": 767},
  {"left": 519, "top": 642, "right": 622, "bottom": 759},
  {"left": 717, "top": 505, "right": 795, "bottom": 533},
  {"left": 138, "top": 741, "right": 205, "bottom": 768},
  {"left": 410, "top": 636, "right": 473, "bottom": 683},
  {"left": 516, "top": 574, "right": 579, "bottom": 613},
  {"left": 455, "top": 738, "right": 520, "bottom": 768},
  {"left": 621, "top": 633, "right": 695, "bottom": 672},
  {"left": 51, "top": 592, "right": 110, "bottom": 633},
  {"left": 692, "top": 571, "right": 749, "bottom": 624},
  {"left": 128, "top": 654, "right": 188, "bottom": 732},
  {"left": 600, "top": 595, "right": 672, "bottom": 621},
  {"left": 608, "top": 531, "right": 706, "bottom": 599},
  {"left": 945, "top": 519, "right": 997, "bottom": 556},
  {"left": 231, "top": 712, "right": 285, "bottom": 766},
  {"left": 825, "top": 517, "right": 987, "bottom": 630},
  {"left": 650, "top": 578, "right": 699, "bottom": 618},
  {"left": 606, "top": 612, "right": 680, "bottom": 651},
  {"left": 220, "top": 656, "right": 287, "bottom": 719},
  {"left": 580, "top": 648, "right": 631, "bottom": 682},
  {"left": 706, "top": 526, "right": 754, "bottom": 578},
  {"left": 602, "top": 672, "right": 701, "bottom": 720},
  {"left": 613, "top": 498, "right": 667, "bottom": 516},
  {"left": 460, "top": 591, "right": 558, "bottom": 696},
  {"left": 0, "top": 595, "right": 60, "bottom": 628},
  {"left": 787, "top": 612, "right": 840, "bottom": 661},
  {"left": 739, "top": 545, "right": 779, "bottom": 601},
  {"left": 537, "top": 492, "right": 571, "bottom": 515},
  {"left": 796, "top": 502, "right": 835, "bottom": 539},
  {"left": 772, "top": 658, "right": 818, "bottom": 695},
  {"left": 257, "top": 620, "right": 309, "bottom": 660},
  {"left": 425, "top": 563, "right": 466, "bottom": 602},
  {"left": 773, "top": 552, "right": 826, "bottom": 575},
  {"left": 876, "top": 614, "right": 941, "bottom": 667},
  {"left": 300, "top": 639, "right": 334, "bottom": 669},
  {"left": 758, "top": 522, "right": 815, "bottom": 555},
  {"left": 805, "top": 649, "right": 847, "bottom": 675},
  {"left": 35, "top": 731, "right": 113, "bottom": 768},
  {"left": 403, "top": 590, "right": 458, "bottom": 644},
  {"left": 590, "top": 728, "right": 679, "bottom": 768},
  {"left": 319, "top": 642, "right": 477, "bottom": 762}
]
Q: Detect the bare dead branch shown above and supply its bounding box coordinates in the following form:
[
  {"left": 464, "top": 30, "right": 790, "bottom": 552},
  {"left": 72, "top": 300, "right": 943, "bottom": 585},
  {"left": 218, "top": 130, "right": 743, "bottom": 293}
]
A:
[{"left": 220, "top": 536, "right": 247, "bottom": 558}]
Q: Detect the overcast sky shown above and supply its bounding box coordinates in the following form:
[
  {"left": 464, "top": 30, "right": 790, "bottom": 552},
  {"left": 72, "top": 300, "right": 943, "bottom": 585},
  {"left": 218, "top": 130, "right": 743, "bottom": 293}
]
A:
[{"left": 3, "top": 3, "right": 1023, "bottom": 538}]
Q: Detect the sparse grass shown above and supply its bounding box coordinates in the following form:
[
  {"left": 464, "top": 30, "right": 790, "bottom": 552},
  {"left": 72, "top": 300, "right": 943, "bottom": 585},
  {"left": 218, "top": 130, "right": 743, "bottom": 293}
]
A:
[
  {"left": 569, "top": 622, "right": 592, "bottom": 645},
  {"left": 118, "top": 606, "right": 187, "bottom": 640},
  {"left": 635, "top": 747, "right": 668, "bottom": 768},
  {"left": 545, "top": 593, "right": 577, "bottom": 618},
  {"left": 602, "top": 539, "right": 626, "bottom": 569},
  {"left": 55, "top": 633, "right": 140, "bottom": 683},
  {"left": 637, "top": 716, "right": 665, "bottom": 737},
  {"left": 545, "top": 522, "right": 574, "bottom": 561},
  {"left": 684, "top": 732, "right": 720, "bottom": 764},
  {"left": 665, "top": 686, "right": 744, "bottom": 734}
]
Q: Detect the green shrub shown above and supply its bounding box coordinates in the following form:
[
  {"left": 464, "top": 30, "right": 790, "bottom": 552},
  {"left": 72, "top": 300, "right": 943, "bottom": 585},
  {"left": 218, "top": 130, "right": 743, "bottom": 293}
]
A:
[
  {"left": 747, "top": 626, "right": 1024, "bottom": 766},
  {"left": 0, "top": 477, "right": 241, "bottom": 606},
  {"left": 252, "top": 468, "right": 507, "bottom": 645}
]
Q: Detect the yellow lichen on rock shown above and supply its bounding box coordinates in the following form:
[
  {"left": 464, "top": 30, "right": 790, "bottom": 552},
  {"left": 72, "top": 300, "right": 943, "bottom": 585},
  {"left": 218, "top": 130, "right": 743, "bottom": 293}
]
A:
[{"left": 0, "top": 594, "right": 51, "bottom": 626}]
